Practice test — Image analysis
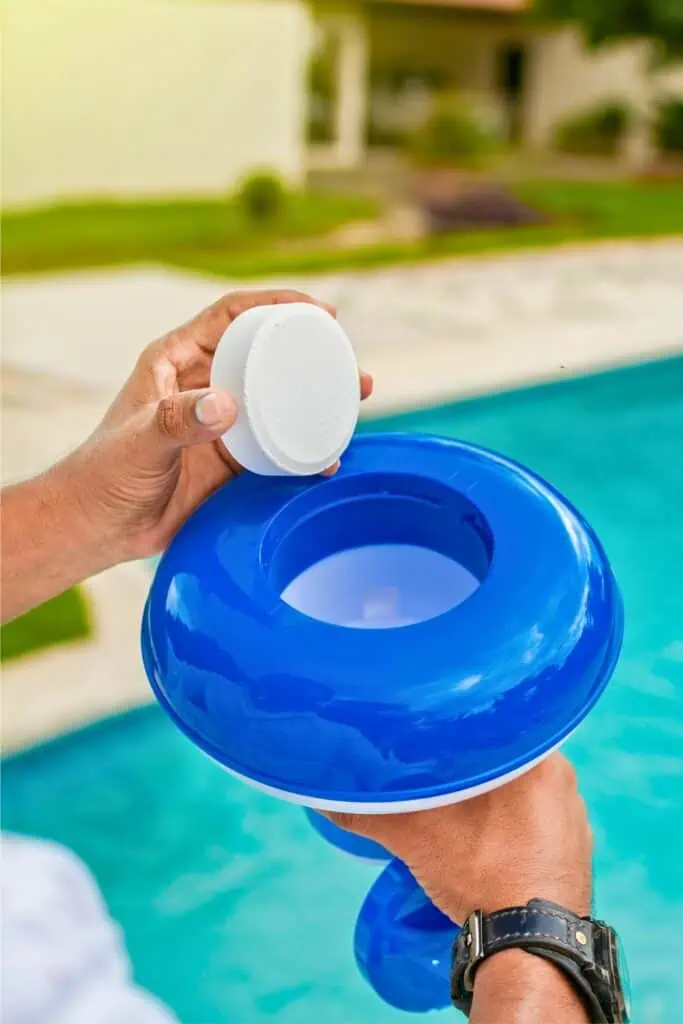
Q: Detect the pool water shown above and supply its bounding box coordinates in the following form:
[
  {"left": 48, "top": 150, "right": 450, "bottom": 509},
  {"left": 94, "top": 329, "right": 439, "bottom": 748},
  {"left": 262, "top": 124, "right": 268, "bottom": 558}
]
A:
[{"left": 4, "top": 356, "right": 683, "bottom": 1024}]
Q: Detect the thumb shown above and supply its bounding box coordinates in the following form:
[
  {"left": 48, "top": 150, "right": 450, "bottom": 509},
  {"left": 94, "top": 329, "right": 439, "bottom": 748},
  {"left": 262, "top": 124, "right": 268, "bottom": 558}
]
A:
[
  {"left": 154, "top": 388, "right": 237, "bottom": 448},
  {"left": 325, "top": 810, "right": 393, "bottom": 847}
]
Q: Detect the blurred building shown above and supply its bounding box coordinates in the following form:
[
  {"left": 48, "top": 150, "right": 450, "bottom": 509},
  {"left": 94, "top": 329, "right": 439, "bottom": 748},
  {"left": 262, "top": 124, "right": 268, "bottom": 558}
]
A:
[
  {"left": 2, "top": 0, "right": 314, "bottom": 207},
  {"left": 310, "top": 0, "right": 683, "bottom": 168},
  {"left": 3, "top": 0, "right": 683, "bottom": 208}
]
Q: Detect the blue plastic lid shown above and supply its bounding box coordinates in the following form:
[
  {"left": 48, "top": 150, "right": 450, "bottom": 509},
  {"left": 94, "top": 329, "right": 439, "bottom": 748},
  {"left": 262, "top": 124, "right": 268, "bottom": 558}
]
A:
[{"left": 142, "top": 433, "right": 623, "bottom": 813}]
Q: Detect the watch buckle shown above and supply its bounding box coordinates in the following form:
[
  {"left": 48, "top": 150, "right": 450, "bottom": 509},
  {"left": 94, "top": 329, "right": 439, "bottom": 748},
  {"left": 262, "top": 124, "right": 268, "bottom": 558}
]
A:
[{"left": 463, "top": 910, "right": 485, "bottom": 992}]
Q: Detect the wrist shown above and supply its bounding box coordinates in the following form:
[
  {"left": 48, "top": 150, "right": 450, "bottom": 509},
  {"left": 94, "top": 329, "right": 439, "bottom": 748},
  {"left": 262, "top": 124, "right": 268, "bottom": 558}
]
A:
[
  {"left": 472, "top": 949, "right": 588, "bottom": 1023},
  {"left": 1, "top": 464, "right": 120, "bottom": 623},
  {"left": 46, "top": 457, "right": 121, "bottom": 573},
  {"left": 420, "top": 878, "right": 590, "bottom": 924}
]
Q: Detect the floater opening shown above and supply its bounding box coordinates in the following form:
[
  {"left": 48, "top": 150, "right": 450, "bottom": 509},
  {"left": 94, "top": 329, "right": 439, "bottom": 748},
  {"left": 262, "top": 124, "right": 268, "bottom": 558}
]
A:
[{"left": 267, "top": 473, "right": 492, "bottom": 629}]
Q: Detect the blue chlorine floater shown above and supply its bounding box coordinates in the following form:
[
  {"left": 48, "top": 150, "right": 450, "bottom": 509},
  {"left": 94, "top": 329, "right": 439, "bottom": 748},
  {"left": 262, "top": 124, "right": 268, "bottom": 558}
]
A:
[{"left": 141, "top": 306, "right": 623, "bottom": 1013}]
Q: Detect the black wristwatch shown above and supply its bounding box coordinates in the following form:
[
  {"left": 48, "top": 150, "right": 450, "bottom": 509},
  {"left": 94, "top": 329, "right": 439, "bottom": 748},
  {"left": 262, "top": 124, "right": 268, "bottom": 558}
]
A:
[{"left": 451, "top": 899, "right": 630, "bottom": 1022}]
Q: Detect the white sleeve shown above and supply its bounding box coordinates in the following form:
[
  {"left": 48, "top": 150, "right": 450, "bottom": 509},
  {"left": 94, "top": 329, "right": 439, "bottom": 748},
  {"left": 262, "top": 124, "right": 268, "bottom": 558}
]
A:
[{"left": 1, "top": 833, "right": 178, "bottom": 1024}]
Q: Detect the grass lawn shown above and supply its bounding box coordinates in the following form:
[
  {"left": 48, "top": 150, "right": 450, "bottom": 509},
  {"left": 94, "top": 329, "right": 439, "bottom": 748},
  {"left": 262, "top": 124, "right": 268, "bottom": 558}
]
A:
[
  {"left": 2, "top": 180, "right": 682, "bottom": 281},
  {"left": 1, "top": 191, "right": 378, "bottom": 275},
  {"left": 1, "top": 588, "right": 92, "bottom": 662},
  {"left": 178, "top": 179, "right": 683, "bottom": 278}
]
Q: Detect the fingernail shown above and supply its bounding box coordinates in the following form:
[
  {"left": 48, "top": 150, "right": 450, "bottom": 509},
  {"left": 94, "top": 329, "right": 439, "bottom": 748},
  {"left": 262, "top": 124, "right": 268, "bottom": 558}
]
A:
[{"left": 196, "top": 393, "right": 232, "bottom": 426}]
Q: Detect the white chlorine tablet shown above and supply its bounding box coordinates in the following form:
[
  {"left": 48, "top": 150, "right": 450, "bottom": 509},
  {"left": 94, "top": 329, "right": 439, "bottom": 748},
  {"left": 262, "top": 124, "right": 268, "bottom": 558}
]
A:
[{"left": 210, "top": 303, "right": 360, "bottom": 476}]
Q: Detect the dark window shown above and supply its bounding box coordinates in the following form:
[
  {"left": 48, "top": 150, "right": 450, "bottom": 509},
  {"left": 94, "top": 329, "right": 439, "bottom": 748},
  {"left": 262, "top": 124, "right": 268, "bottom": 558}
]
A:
[{"left": 498, "top": 44, "right": 526, "bottom": 99}]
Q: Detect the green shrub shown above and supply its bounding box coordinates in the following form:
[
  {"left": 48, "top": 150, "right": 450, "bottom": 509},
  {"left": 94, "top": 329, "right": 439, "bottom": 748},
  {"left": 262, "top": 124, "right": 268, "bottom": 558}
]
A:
[
  {"left": 554, "top": 101, "right": 632, "bottom": 156},
  {"left": 1, "top": 587, "right": 91, "bottom": 662},
  {"left": 653, "top": 98, "right": 683, "bottom": 154},
  {"left": 407, "top": 93, "right": 498, "bottom": 169},
  {"left": 235, "top": 172, "right": 286, "bottom": 222}
]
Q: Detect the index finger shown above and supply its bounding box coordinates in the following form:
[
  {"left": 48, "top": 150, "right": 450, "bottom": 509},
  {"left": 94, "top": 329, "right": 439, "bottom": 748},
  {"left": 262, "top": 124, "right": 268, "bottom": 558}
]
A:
[{"left": 184, "top": 290, "right": 337, "bottom": 356}]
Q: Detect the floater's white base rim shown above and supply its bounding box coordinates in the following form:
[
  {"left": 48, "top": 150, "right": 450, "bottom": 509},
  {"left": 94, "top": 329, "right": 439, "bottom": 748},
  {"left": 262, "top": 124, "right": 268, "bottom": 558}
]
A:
[{"left": 205, "top": 733, "right": 570, "bottom": 814}]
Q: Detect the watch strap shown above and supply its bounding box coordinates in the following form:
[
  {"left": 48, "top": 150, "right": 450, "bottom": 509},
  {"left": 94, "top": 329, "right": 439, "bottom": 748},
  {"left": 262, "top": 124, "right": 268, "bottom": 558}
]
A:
[{"left": 451, "top": 900, "right": 610, "bottom": 1022}]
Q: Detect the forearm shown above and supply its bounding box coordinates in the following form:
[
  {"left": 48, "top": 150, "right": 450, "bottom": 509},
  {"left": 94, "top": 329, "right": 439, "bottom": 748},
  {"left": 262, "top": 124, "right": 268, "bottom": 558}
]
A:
[
  {"left": 1, "top": 463, "right": 115, "bottom": 623},
  {"left": 471, "top": 950, "right": 588, "bottom": 1024}
]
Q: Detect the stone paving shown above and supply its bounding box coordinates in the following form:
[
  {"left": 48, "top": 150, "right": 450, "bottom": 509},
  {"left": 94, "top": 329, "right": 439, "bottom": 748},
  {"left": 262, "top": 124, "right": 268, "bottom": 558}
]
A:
[
  {"left": 2, "top": 239, "right": 682, "bottom": 750},
  {"left": 3, "top": 241, "right": 683, "bottom": 438}
]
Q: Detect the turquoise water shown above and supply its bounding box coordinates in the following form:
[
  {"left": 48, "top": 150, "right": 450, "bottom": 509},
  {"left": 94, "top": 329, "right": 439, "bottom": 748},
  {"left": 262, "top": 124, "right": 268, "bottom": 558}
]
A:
[{"left": 4, "top": 356, "right": 683, "bottom": 1023}]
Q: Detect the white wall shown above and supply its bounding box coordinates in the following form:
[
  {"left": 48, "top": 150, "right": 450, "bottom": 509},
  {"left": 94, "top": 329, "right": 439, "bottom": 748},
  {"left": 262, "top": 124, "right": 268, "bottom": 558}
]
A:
[
  {"left": 2, "top": 0, "right": 313, "bottom": 208},
  {"left": 526, "top": 27, "right": 683, "bottom": 150}
]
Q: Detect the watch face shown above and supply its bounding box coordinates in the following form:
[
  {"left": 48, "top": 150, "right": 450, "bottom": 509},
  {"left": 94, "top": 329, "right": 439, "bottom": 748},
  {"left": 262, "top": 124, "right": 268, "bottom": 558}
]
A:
[{"left": 609, "top": 929, "right": 632, "bottom": 1022}]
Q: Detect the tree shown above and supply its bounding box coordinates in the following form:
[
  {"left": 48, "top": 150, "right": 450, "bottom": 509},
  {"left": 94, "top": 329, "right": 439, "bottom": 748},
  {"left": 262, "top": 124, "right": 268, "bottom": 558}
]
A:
[{"left": 534, "top": 0, "right": 683, "bottom": 62}]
